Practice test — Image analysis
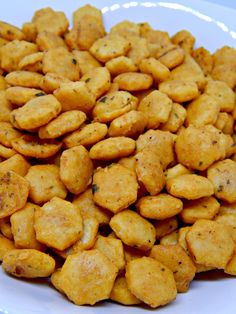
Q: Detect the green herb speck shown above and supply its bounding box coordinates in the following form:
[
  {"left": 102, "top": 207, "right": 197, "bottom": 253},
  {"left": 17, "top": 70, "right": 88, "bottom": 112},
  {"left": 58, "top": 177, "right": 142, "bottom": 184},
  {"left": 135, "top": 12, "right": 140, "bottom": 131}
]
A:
[
  {"left": 92, "top": 184, "right": 99, "bottom": 194},
  {"left": 99, "top": 96, "right": 107, "bottom": 103},
  {"left": 35, "top": 92, "right": 45, "bottom": 97}
]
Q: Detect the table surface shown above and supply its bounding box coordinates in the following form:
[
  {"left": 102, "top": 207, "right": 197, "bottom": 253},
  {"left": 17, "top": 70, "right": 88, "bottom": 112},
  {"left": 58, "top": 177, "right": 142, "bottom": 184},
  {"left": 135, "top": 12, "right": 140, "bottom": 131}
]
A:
[{"left": 204, "top": 0, "right": 236, "bottom": 9}]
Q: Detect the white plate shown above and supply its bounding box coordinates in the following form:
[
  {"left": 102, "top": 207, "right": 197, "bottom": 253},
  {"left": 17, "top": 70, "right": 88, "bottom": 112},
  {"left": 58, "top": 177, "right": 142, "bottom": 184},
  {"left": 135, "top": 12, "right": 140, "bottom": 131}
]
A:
[{"left": 0, "top": 1, "right": 236, "bottom": 314}]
